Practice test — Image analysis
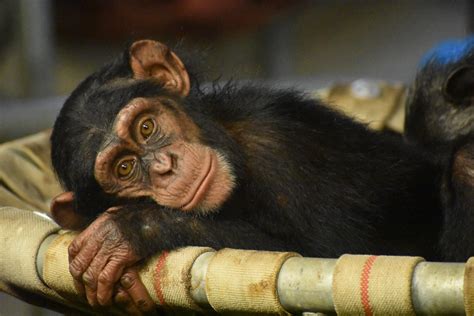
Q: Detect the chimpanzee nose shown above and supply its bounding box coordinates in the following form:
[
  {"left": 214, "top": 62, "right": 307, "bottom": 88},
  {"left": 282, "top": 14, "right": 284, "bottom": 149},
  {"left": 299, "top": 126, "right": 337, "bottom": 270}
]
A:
[{"left": 150, "top": 152, "right": 173, "bottom": 174}]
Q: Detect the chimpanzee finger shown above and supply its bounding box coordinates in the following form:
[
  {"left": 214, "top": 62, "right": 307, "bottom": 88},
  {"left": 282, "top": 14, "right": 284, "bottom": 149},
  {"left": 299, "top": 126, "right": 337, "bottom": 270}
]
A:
[
  {"left": 83, "top": 279, "right": 98, "bottom": 307},
  {"left": 68, "top": 238, "right": 80, "bottom": 261},
  {"left": 68, "top": 213, "right": 111, "bottom": 263},
  {"left": 68, "top": 241, "right": 100, "bottom": 282},
  {"left": 120, "top": 268, "right": 156, "bottom": 313},
  {"left": 81, "top": 248, "right": 112, "bottom": 306},
  {"left": 73, "top": 277, "right": 85, "bottom": 297},
  {"left": 115, "top": 286, "right": 144, "bottom": 316},
  {"left": 68, "top": 233, "right": 86, "bottom": 262},
  {"left": 96, "top": 259, "right": 126, "bottom": 306}
]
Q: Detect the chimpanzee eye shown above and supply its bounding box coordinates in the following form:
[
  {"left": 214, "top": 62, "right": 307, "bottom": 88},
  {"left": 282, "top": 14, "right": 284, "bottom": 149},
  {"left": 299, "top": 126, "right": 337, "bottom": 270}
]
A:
[
  {"left": 116, "top": 158, "right": 136, "bottom": 179},
  {"left": 140, "top": 118, "right": 155, "bottom": 140}
]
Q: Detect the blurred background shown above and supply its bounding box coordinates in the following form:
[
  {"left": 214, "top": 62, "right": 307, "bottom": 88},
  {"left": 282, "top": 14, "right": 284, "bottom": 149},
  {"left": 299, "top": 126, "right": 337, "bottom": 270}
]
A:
[
  {"left": 0, "top": 0, "right": 473, "bottom": 144},
  {"left": 0, "top": 0, "right": 473, "bottom": 314}
]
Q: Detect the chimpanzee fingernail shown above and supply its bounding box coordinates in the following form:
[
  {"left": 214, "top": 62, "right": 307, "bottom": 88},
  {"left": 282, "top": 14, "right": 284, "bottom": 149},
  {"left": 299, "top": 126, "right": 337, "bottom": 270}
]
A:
[
  {"left": 121, "top": 275, "right": 132, "bottom": 289},
  {"left": 137, "top": 299, "right": 147, "bottom": 308}
]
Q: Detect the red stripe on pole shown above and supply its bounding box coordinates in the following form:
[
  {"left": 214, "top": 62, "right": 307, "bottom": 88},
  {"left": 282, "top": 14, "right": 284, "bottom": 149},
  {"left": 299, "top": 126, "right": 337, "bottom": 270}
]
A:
[
  {"left": 360, "top": 255, "right": 378, "bottom": 316},
  {"left": 154, "top": 250, "right": 169, "bottom": 306}
]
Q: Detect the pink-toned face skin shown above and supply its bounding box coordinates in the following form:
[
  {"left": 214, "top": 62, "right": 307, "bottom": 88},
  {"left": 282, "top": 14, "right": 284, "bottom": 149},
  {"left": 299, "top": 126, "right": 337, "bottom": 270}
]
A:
[{"left": 94, "top": 97, "right": 235, "bottom": 214}]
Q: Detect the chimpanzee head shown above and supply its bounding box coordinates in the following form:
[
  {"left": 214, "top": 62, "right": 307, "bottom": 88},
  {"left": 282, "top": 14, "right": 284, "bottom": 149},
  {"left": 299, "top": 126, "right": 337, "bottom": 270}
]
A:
[
  {"left": 406, "top": 37, "right": 474, "bottom": 149},
  {"left": 51, "top": 40, "right": 236, "bottom": 224}
]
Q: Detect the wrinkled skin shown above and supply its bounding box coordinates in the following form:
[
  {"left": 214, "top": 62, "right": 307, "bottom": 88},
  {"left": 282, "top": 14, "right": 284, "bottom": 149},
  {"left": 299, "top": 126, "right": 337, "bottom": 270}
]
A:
[
  {"left": 67, "top": 209, "right": 141, "bottom": 307},
  {"left": 65, "top": 202, "right": 287, "bottom": 311},
  {"left": 114, "top": 268, "right": 155, "bottom": 315},
  {"left": 67, "top": 208, "right": 156, "bottom": 314},
  {"left": 94, "top": 97, "right": 235, "bottom": 215}
]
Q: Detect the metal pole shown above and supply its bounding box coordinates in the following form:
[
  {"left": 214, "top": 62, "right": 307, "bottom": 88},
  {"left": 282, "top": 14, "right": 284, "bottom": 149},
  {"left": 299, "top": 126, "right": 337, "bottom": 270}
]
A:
[{"left": 37, "top": 234, "right": 467, "bottom": 315}]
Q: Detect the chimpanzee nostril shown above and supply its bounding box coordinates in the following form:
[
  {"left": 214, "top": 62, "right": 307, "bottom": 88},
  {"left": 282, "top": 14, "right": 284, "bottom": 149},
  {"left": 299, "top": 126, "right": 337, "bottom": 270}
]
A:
[{"left": 151, "top": 152, "right": 173, "bottom": 175}]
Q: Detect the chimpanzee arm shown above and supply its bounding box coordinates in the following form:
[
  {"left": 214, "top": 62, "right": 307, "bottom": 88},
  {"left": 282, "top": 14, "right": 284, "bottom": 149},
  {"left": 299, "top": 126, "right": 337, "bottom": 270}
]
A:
[
  {"left": 111, "top": 203, "right": 290, "bottom": 258},
  {"left": 440, "top": 142, "right": 474, "bottom": 262},
  {"left": 67, "top": 203, "right": 289, "bottom": 307}
]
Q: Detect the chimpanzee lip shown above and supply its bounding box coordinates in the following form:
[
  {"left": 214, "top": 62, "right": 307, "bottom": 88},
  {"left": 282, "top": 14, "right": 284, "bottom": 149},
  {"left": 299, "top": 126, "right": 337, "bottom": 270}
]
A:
[{"left": 181, "top": 151, "right": 216, "bottom": 211}]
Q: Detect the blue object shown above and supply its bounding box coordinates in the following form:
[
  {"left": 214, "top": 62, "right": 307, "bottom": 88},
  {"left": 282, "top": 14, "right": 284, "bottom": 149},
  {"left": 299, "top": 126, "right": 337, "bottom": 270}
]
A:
[{"left": 419, "top": 36, "right": 474, "bottom": 68}]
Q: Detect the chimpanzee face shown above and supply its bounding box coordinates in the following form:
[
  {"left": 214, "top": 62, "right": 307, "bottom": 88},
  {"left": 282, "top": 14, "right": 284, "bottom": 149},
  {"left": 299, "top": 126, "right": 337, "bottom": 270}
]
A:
[{"left": 93, "top": 95, "right": 235, "bottom": 214}]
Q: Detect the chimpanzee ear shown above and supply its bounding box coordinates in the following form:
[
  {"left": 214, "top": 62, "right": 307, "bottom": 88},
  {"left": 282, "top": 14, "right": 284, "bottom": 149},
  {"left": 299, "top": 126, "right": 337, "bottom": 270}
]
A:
[
  {"left": 129, "top": 40, "right": 190, "bottom": 96},
  {"left": 50, "top": 191, "right": 88, "bottom": 230},
  {"left": 444, "top": 66, "right": 474, "bottom": 103}
]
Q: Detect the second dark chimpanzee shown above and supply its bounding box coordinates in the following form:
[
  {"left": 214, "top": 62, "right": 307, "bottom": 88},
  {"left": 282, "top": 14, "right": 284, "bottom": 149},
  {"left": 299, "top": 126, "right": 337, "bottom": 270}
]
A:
[
  {"left": 406, "top": 37, "right": 474, "bottom": 152},
  {"left": 406, "top": 37, "right": 474, "bottom": 266},
  {"left": 50, "top": 40, "right": 468, "bottom": 309}
]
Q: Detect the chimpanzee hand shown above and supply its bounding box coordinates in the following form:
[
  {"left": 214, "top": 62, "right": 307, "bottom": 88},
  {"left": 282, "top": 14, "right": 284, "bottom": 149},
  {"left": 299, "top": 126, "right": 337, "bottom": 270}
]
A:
[
  {"left": 68, "top": 208, "right": 143, "bottom": 307},
  {"left": 68, "top": 202, "right": 289, "bottom": 312},
  {"left": 114, "top": 268, "right": 157, "bottom": 315}
]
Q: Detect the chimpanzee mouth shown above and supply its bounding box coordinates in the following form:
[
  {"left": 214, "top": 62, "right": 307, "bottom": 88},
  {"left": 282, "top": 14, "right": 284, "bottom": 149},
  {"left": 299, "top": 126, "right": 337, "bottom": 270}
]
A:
[{"left": 181, "top": 151, "right": 216, "bottom": 211}]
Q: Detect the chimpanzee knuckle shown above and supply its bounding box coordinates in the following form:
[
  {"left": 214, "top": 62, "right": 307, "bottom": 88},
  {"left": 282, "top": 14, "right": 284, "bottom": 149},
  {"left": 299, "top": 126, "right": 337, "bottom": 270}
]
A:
[
  {"left": 94, "top": 228, "right": 109, "bottom": 242},
  {"left": 68, "top": 242, "right": 80, "bottom": 259},
  {"left": 113, "top": 249, "right": 139, "bottom": 265},
  {"left": 69, "top": 259, "right": 87, "bottom": 279},
  {"left": 98, "top": 269, "right": 116, "bottom": 286},
  {"left": 82, "top": 270, "right": 97, "bottom": 289},
  {"left": 120, "top": 272, "right": 136, "bottom": 290},
  {"left": 100, "top": 223, "right": 118, "bottom": 237},
  {"left": 104, "top": 235, "right": 123, "bottom": 248},
  {"left": 116, "top": 240, "right": 132, "bottom": 251},
  {"left": 101, "top": 243, "right": 122, "bottom": 259}
]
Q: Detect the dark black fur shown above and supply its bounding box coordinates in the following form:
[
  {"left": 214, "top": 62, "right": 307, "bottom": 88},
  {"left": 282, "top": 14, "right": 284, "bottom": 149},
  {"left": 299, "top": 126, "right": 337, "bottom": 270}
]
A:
[
  {"left": 406, "top": 39, "right": 474, "bottom": 152},
  {"left": 52, "top": 45, "right": 468, "bottom": 261},
  {"left": 406, "top": 39, "right": 474, "bottom": 261}
]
